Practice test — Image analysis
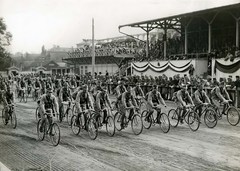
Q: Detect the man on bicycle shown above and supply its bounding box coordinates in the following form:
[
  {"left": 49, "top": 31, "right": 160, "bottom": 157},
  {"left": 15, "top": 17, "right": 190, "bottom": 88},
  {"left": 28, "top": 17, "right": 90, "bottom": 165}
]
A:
[
  {"left": 75, "top": 84, "right": 93, "bottom": 128},
  {"left": 114, "top": 79, "right": 127, "bottom": 109},
  {"left": 174, "top": 85, "right": 194, "bottom": 124},
  {"left": 146, "top": 84, "right": 167, "bottom": 123},
  {"left": 2, "top": 85, "right": 14, "bottom": 124},
  {"left": 33, "top": 78, "right": 41, "bottom": 99},
  {"left": 119, "top": 86, "right": 139, "bottom": 129},
  {"left": 210, "top": 81, "right": 232, "bottom": 115},
  {"left": 94, "top": 83, "right": 112, "bottom": 124},
  {"left": 58, "top": 82, "right": 72, "bottom": 117},
  {"left": 39, "top": 88, "right": 59, "bottom": 132},
  {"left": 19, "top": 77, "right": 27, "bottom": 98},
  {"left": 132, "top": 82, "right": 145, "bottom": 106},
  {"left": 192, "top": 83, "right": 211, "bottom": 120}
]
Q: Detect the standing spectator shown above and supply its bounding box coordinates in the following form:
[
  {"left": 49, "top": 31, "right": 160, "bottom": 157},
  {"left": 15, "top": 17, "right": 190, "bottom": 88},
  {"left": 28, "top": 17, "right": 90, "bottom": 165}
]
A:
[{"left": 234, "top": 76, "right": 240, "bottom": 107}]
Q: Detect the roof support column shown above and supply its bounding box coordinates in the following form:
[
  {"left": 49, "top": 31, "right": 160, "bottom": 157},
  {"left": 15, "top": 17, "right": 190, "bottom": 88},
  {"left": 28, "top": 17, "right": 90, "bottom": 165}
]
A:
[
  {"left": 146, "top": 24, "right": 150, "bottom": 58},
  {"left": 229, "top": 12, "right": 240, "bottom": 48},
  {"left": 201, "top": 12, "right": 218, "bottom": 53},
  {"left": 237, "top": 19, "right": 239, "bottom": 48},
  {"left": 181, "top": 17, "right": 192, "bottom": 55},
  {"left": 208, "top": 24, "right": 212, "bottom": 53},
  {"left": 185, "top": 27, "right": 188, "bottom": 54},
  {"left": 163, "top": 20, "right": 167, "bottom": 60}
]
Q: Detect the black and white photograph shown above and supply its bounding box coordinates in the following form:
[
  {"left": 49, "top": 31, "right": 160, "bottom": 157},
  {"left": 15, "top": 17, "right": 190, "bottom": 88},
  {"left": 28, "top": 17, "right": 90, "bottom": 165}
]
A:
[{"left": 0, "top": 0, "right": 240, "bottom": 170}]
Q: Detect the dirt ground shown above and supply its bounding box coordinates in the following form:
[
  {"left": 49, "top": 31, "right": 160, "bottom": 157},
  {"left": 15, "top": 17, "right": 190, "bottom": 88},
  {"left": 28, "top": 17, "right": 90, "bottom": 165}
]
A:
[{"left": 0, "top": 96, "right": 240, "bottom": 171}]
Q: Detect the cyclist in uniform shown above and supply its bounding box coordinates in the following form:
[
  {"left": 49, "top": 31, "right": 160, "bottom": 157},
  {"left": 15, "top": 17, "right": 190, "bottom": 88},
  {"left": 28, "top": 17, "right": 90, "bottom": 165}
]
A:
[
  {"left": 119, "top": 86, "right": 139, "bottom": 128},
  {"left": 39, "top": 88, "right": 59, "bottom": 132},
  {"left": 58, "top": 82, "right": 72, "bottom": 117},
  {"left": 33, "top": 78, "right": 42, "bottom": 99},
  {"left": 174, "top": 85, "right": 194, "bottom": 124},
  {"left": 114, "top": 80, "right": 127, "bottom": 108},
  {"left": 210, "top": 81, "right": 232, "bottom": 115},
  {"left": 19, "top": 77, "right": 27, "bottom": 99},
  {"left": 132, "top": 82, "right": 145, "bottom": 106},
  {"left": 2, "top": 85, "right": 14, "bottom": 124},
  {"left": 75, "top": 84, "right": 93, "bottom": 128},
  {"left": 192, "top": 83, "right": 211, "bottom": 120},
  {"left": 146, "top": 84, "right": 167, "bottom": 123},
  {"left": 94, "top": 83, "right": 112, "bottom": 124}
]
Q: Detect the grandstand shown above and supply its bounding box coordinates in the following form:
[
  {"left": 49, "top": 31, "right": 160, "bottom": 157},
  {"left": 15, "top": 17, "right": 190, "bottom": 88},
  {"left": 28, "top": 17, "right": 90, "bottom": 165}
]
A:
[{"left": 63, "top": 2, "right": 240, "bottom": 79}]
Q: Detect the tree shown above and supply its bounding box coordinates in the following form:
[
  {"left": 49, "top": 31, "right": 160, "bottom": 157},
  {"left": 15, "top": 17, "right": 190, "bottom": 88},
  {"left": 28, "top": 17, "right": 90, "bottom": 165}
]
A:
[{"left": 0, "top": 17, "right": 12, "bottom": 70}]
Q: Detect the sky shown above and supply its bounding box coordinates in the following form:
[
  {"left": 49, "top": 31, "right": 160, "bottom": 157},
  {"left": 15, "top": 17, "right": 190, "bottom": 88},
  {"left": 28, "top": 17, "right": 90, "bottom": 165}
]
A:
[{"left": 0, "top": 0, "right": 239, "bottom": 54}]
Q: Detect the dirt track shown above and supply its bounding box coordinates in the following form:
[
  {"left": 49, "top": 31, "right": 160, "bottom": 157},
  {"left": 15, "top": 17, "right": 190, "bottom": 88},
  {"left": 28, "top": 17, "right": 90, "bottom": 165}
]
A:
[{"left": 0, "top": 97, "right": 240, "bottom": 171}]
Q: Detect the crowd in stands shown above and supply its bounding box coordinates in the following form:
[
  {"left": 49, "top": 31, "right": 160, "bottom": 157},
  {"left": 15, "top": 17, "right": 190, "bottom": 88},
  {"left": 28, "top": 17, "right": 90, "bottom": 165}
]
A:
[{"left": 67, "top": 35, "right": 240, "bottom": 63}]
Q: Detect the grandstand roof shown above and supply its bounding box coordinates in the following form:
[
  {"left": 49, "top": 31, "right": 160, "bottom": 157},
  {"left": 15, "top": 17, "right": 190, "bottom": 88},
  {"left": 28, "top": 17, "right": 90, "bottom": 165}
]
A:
[{"left": 119, "top": 3, "right": 240, "bottom": 30}]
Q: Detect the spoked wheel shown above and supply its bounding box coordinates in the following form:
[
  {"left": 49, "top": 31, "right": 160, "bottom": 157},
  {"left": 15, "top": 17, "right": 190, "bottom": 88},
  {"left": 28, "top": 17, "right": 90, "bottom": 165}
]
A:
[
  {"left": 114, "top": 112, "right": 122, "bottom": 131},
  {"left": 204, "top": 109, "right": 218, "bottom": 128},
  {"left": 106, "top": 116, "right": 115, "bottom": 137},
  {"left": 35, "top": 107, "right": 41, "bottom": 122},
  {"left": 67, "top": 108, "right": 73, "bottom": 126},
  {"left": 168, "top": 109, "right": 179, "bottom": 127},
  {"left": 37, "top": 119, "right": 45, "bottom": 141},
  {"left": 71, "top": 115, "right": 81, "bottom": 135},
  {"left": 227, "top": 107, "right": 240, "bottom": 126},
  {"left": 188, "top": 111, "right": 200, "bottom": 131},
  {"left": 131, "top": 114, "right": 143, "bottom": 135},
  {"left": 140, "top": 101, "right": 147, "bottom": 114},
  {"left": 2, "top": 109, "right": 6, "bottom": 124},
  {"left": 50, "top": 123, "right": 60, "bottom": 146},
  {"left": 88, "top": 118, "right": 98, "bottom": 140},
  {"left": 159, "top": 113, "right": 170, "bottom": 133},
  {"left": 10, "top": 111, "right": 17, "bottom": 129},
  {"left": 141, "top": 110, "right": 152, "bottom": 129}
]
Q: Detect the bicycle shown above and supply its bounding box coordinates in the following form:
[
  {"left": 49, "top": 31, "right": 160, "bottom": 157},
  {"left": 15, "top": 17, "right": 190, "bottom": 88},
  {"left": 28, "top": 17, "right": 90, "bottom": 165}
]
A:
[
  {"left": 135, "top": 96, "right": 147, "bottom": 114},
  {"left": 71, "top": 109, "right": 96, "bottom": 139},
  {"left": 18, "top": 88, "right": 27, "bottom": 103},
  {"left": 114, "top": 106, "right": 143, "bottom": 135},
  {"left": 168, "top": 105, "right": 200, "bottom": 131},
  {"left": 194, "top": 103, "right": 218, "bottom": 128},
  {"left": 141, "top": 105, "right": 170, "bottom": 133},
  {"left": 32, "top": 88, "right": 40, "bottom": 101},
  {"left": 88, "top": 107, "right": 115, "bottom": 139},
  {"left": 2, "top": 104, "right": 17, "bottom": 129},
  {"left": 59, "top": 101, "right": 73, "bottom": 125},
  {"left": 37, "top": 109, "right": 60, "bottom": 146}
]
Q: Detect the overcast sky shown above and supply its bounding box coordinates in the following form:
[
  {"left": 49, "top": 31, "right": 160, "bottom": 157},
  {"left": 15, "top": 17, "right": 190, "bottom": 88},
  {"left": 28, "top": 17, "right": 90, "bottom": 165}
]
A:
[{"left": 0, "top": 0, "right": 239, "bottom": 54}]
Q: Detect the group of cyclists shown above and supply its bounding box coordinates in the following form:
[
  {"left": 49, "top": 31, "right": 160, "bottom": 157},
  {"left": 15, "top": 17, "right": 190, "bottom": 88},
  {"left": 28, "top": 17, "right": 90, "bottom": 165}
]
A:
[{"left": 0, "top": 72, "right": 238, "bottom": 144}]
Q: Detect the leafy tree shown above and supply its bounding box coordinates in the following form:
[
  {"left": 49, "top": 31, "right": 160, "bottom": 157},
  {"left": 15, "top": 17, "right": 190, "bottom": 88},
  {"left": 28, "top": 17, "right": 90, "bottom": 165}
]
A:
[{"left": 0, "top": 17, "right": 12, "bottom": 70}]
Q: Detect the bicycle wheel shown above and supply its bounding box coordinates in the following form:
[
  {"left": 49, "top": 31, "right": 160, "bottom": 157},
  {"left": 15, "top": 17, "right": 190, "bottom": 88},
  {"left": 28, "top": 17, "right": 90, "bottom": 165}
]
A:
[
  {"left": 114, "top": 112, "right": 122, "bottom": 131},
  {"left": 168, "top": 109, "right": 179, "bottom": 127},
  {"left": 204, "top": 109, "right": 218, "bottom": 128},
  {"left": 37, "top": 119, "right": 45, "bottom": 141},
  {"left": 227, "top": 107, "right": 240, "bottom": 126},
  {"left": 50, "top": 123, "right": 60, "bottom": 146},
  {"left": 159, "top": 113, "right": 170, "bottom": 133},
  {"left": 35, "top": 107, "right": 40, "bottom": 122},
  {"left": 2, "top": 109, "right": 5, "bottom": 124},
  {"left": 188, "top": 111, "right": 200, "bottom": 131},
  {"left": 71, "top": 115, "right": 81, "bottom": 135},
  {"left": 10, "top": 111, "right": 17, "bottom": 129},
  {"left": 131, "top": 114, "right": 143, "bottom": 135},
  {"left": 141, "top": 110, "right": 152, "bottom": 129},
  {"left": 66, "top": 108, "right": 73, "bottom": 126},
  {"left": 140, "top": 101, "right": 147, "bottom": 113},
  {"left": 88, "top": 118, "right": 98, "bottom": 140},
  {"left": 106, "top": 116, "right": 115, "bottom": 137}
]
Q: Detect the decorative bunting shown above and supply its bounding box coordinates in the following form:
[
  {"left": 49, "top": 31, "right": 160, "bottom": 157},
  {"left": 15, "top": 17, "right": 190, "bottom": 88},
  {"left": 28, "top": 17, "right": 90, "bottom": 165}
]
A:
[{"left": 131, "top": 60, "right": 192, "bottom": 73}]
